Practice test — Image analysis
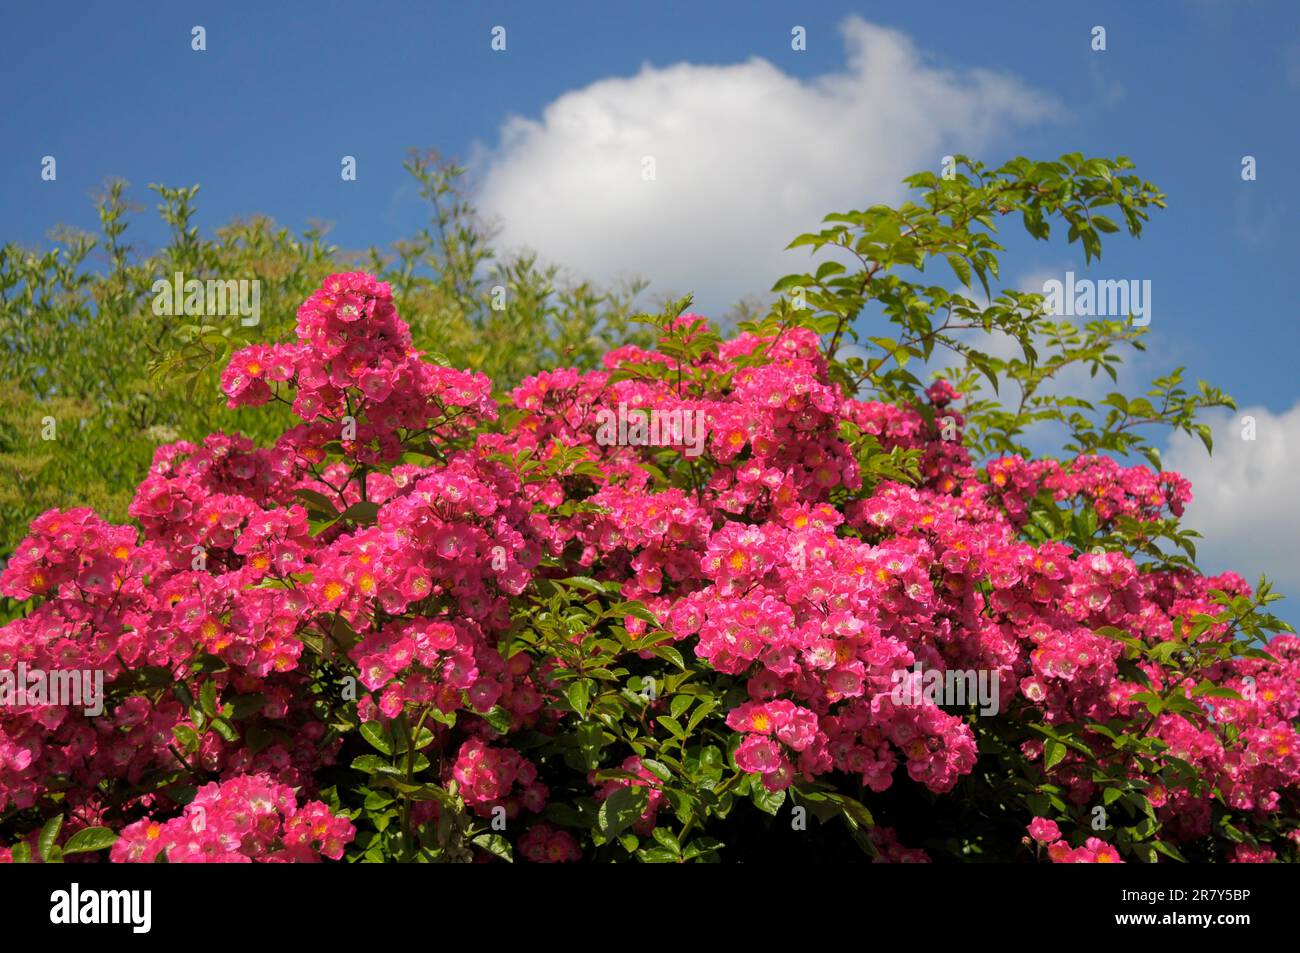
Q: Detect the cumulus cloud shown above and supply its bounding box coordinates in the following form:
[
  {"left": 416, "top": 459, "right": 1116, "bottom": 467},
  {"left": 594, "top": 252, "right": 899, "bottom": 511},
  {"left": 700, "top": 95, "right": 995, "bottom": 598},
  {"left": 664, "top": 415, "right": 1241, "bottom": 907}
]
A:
[
  {"left": 474, "top": 17, "right": 1059, "bottom": 315},
  {"left": 1163, "top": 402, "right": 1300, "bottom": 607}
]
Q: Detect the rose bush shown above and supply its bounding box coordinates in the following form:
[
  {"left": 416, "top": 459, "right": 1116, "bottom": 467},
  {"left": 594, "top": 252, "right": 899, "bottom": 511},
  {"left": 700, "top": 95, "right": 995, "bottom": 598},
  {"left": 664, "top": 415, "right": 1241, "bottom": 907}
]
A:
[{"left": 0, "top": 154, "right": 1294, "bottom": 863}]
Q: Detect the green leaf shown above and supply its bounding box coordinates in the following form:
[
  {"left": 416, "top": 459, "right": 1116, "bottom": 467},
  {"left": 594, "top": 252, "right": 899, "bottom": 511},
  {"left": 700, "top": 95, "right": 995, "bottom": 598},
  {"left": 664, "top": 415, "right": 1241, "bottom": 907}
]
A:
[
  {"left": 339, "top": 501, "right": 380, "bottom": 524},
  {"left": 641, "top": 759, "right": 673, "bottom": 783},
  {"left": 172, "top": 724, "right": 200, "bottom": 752},
  {"left": 470, "top": 833, "right": 514, "bottom": 862},
  {"left": 226, "top": 693, "right": 266, "bottom": 720},
  {"left": 1151, "top": 839, "right": 1188, "bottom": 863},
  {"left": 596, "top": 786, "right": 645, "bottom": 841},
  {"left": 620, "top": 602, "right": 662, "bottom": 626},
  {"left": 61, "top": 827, "right": 119, "bottom": 855},
  {"left": 209, "top": 716, "right": 239, "bottom": 742},
  {"left": 172, "top": 681, "right": 194, "bottom": 709},
  {"left": 199, "top": 679, "right": 218, "bottom": 718},
  {"left": 350, "top": 754, "right": 393, "bottom": 776},
  {"left": 482, "top": 706, "right": 512, "bottom": 733},
  {"left": 576, "top": 722, "right": 607, "bottom": 770},
  {"left": 566, "top": 680, "right": 591, "bottom": 718},
  {"left": 838, "top": 793, "right": 875, "bottom": 829},
  {"left": 653, "top": 645, "right": 687, "bottom": 670},
  {"left": 1044, "top": 739, "right": 1067, "bottom": 771},
  {"left": 749, "top": 781, "right": 787, "bottom": 816},
  {"left": 651, "top": 827, "right": 681, "bottom": 854},
  {"left": 945, "top": 253, "right": 972, "bottom": 287},
  {"left": 682, "top": 836, "right": 724, "bottom": 860},
  {"left": 38, "top": 815, "right": 64, "bottom": 862},
  {"left": 686, "top": 700, "right": 718, "bottom": 733},
  {"left": 637, "top": 846, "right": 678, "bottom": 863},
  {"left": 656, "top": 715, "right": 687, "bottom": 739},
  {"left": 360, "top": 722, "right": 394, "bottom": 756},
  {"left": 293, "top": 488, "right": 339, "bottom": 517}
]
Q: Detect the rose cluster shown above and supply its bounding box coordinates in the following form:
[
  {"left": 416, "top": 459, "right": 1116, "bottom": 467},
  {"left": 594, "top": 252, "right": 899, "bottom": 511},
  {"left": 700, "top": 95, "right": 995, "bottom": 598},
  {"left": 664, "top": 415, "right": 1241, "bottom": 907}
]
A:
[{"left": 0, "top": 272, "right": 1294, "bottom": 864}]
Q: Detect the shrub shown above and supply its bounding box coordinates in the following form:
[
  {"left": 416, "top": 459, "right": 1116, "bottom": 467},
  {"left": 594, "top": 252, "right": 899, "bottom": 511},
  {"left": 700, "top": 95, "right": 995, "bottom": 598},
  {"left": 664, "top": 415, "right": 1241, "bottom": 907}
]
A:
[
  {"left": 0, "top": 152, "right": 655, "bottom": 569},
  {"left": 0, "top": 154, "right": 1293, "bottom": 863}
]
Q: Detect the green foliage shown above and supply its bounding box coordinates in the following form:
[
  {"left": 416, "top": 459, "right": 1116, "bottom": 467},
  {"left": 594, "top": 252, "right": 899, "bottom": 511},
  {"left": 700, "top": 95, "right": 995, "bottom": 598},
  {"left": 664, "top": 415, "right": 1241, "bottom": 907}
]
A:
[
  {"left": 0, "top": 151, "right": 657, "bottom": 582},
  {"left": 763, "top": 153, "right": 1234, "bottom": 461}
]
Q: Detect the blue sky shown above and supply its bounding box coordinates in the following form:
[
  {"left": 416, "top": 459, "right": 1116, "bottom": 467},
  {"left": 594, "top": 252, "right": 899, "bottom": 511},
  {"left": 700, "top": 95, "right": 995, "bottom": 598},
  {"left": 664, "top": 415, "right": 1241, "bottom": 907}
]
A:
[{"left": 2, "top": 0, "right": 1298, "bottom": 620}]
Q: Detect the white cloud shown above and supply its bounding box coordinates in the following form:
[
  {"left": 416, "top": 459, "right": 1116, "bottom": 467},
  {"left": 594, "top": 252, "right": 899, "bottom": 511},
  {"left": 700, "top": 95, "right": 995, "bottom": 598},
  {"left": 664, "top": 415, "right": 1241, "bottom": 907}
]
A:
[
  {"left": 1163, "top": 402, "right": 1300, "bottom": 606},
  {"left": 474, "top": 17, "right": 1059, "bottom": 315}
]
